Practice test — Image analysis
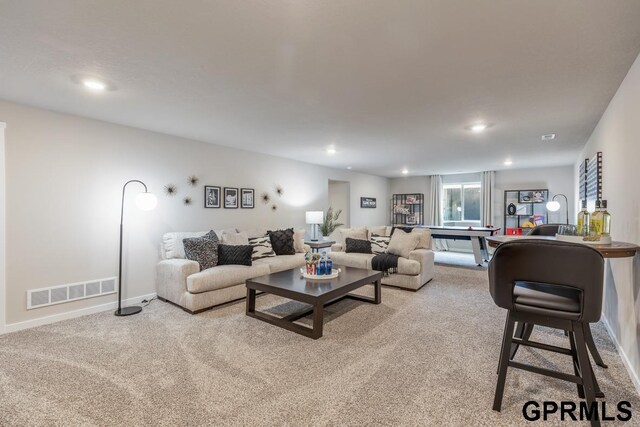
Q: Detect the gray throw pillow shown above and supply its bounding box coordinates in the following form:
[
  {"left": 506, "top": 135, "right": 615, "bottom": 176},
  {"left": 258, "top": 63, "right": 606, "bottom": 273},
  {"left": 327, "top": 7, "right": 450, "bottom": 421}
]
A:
[{"left": 183, "top": 230, "right": 219, "bottom": 271}]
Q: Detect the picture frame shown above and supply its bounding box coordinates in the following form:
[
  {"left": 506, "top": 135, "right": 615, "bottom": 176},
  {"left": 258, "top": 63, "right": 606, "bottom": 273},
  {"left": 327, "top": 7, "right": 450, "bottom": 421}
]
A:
[
  {"left": 224, "top": 187, "right": 238, "bottom": 209},
  {"left": 204, "top": 186, "right": 221, "bottom": 208},
  {"left": 241, "top": 188, "right": 254, "bottom": 209},
  {"left": 360, "top": 197, "right": 377, "bottom": 208}
]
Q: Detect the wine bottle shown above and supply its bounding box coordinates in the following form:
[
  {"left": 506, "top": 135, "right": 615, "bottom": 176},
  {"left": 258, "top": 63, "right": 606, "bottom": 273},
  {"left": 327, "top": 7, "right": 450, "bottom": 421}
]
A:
[{"left": 577, "top": 200, "right": 590, "bottom": 236}]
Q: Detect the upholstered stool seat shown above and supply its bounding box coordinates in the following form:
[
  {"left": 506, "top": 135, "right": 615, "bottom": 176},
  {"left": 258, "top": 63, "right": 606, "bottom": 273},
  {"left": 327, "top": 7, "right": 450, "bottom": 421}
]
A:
[{"left": 513, "top": 281, "right": 581, "bottom": 319}]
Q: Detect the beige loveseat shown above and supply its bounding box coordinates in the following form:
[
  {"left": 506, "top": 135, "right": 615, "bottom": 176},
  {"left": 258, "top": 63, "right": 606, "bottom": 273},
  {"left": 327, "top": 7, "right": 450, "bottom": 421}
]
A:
[
  {"left": 156, "top": 228, "right": 308, "bottom": 313},
  {"left": 328, "top": 226, "right": 435, "bottom": 291}
]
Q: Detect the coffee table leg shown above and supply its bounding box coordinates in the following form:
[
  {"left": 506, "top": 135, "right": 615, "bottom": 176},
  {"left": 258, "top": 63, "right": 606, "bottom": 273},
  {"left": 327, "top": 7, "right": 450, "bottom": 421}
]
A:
[
  {"left": 374, "top": 279, "right": 381, "bottom": 304},
  {"left": 311, "top": 302, "right": 324, "bottom": 339},
  {"left": 246, "top": 287, "right": 256, "bottom": 315}
]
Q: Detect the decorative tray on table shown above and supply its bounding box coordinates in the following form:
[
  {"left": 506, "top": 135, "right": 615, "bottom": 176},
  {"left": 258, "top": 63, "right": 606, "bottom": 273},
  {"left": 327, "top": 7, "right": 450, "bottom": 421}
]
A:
[
  {"left": 555, "top": 234, "right": 612, "bottom": 245},
  {"left": 300, "top": 268, "right": 341, "bottom": 280}
]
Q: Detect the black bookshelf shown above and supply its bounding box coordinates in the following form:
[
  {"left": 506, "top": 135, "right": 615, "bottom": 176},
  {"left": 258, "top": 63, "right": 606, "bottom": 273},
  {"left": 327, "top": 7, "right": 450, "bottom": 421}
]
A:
[
  {"left": 504, "top": 189, "right": 549, "bottom": 234},
  {"left": 392, "top": 193, "right": 424, "bottom": 226}
]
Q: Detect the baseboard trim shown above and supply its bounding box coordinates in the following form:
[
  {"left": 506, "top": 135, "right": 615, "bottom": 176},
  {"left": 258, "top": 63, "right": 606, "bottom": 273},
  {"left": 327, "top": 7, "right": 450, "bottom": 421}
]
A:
[
  {"left": 2, "top": 292, "right": 157, "bottom": 335},
  {"left": 601, "top": 316, "right": 640, "bottom": 397}
]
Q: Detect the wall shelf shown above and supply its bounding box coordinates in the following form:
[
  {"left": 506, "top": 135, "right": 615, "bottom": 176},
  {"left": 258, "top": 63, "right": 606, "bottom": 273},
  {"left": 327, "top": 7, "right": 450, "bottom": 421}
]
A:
[{"left": 392, "top": 193, "right": 424, "bottom": 226}]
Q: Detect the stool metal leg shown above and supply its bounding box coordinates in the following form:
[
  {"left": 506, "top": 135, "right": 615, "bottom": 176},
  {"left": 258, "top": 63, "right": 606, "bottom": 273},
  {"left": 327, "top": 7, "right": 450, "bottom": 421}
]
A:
[
  {"left": 573, "top": 321, "right": 601, "bottom": 427},
  {"left": 493, "top": 311, "right": 516, "bottom": 412}
]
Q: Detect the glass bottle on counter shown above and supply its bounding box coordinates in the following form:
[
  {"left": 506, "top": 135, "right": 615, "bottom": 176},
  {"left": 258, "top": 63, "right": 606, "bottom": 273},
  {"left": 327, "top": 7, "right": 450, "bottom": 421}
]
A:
[
  {"left": 577, "top": 200, "right": 590, "bottom": 236},
  {"left": 590, "top": 199, "right": 603, "bottom": 236},
  {"left": 601, "top": 200, "right": 611, "bottom": 237}
]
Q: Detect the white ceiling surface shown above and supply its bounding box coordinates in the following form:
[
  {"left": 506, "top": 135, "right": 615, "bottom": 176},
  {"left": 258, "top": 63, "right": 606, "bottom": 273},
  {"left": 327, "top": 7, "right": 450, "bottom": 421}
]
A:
[{"left": 1, "top": 1, "right": 640, "bottom": 177}]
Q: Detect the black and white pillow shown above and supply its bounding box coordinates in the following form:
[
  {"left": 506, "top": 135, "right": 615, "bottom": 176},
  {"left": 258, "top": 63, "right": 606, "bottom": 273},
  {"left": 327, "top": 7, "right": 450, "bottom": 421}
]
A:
[
  {"left": 370, "top": 234, "right": 391, "bottom": 255},
  {"left": 248, "top": 236, "right": 276, "bottom": 260},
  {"left": 345, "top": 237, "right": 372, "bottom": 254},
  {"left": 217, "top": 244, "right": 253, "bottom": 266},
  {"left": 183, "top": 230, "right": 219, "bottom": 271},
  {"left": 268, "top": 228, "right": 296, "bottom": 255}
]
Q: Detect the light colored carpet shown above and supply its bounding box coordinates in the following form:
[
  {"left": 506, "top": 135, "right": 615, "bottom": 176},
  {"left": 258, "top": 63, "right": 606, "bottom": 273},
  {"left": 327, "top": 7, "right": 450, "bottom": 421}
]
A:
[
  {"left": 434, "top": 250, "right": 487, "bottom": 269},
  {"left": 0, "top": 265, "right": 637, "bottom": 426}
]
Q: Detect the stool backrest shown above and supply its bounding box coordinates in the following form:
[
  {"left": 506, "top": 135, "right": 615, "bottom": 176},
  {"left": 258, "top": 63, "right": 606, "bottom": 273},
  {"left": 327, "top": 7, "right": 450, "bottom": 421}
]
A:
[
  {"left": 489, "top": 240, "right": 604, "bottom": 322},
  {"left": 528, "top": 224, "right": 561, "bottom": 236}
]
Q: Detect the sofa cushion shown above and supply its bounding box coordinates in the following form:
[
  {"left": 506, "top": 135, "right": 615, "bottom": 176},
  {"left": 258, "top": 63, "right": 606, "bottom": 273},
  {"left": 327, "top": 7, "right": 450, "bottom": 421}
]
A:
[
  {"left": 329, "top": 251, "right": 375, "bottom": 269},
  {"left": 411, "top": 228, "right": 432, "bottom": 249},
  {"left": 163, "top": 231, "right": 209, "bottom": 259},
  {"left": 339, "top": 227, "right": 368, "bottom": 246},
  {"left": 345, "top": 238, "right": 372, "bottom": 254},
  {"left": 387, "top": 229, "right": 420, "bottom": 258},
  {"left": 370, "top": 234, "right": 391, "bottom": 255},
  {"left": 218, "top": 244, "right": 253, "bottom": 266},
  {"left": 187, "top": 263, "right": 270, "bottom": 293},
  {"left": 221, "top": 230, "right": 249, "bottom": 245},
  {"left": 397, "top": 257, "right": 421, "bottom": 276},
  {"left": 248, "top": 236, "right": 276, "bottom": 260},
  {"left": 268, "top": 228, "right": 296, "bottom": 255},
  {"left": 254, "top": 253, "right": 306, "bottom": 273},
  {"left": 293, "top": 228, "right": 306, "bottom": 253},
  {"left": 368, "top": 226, "right": 389, "bottom": 238},
  {"left": 182, "top": 230, "right": 219, "bottom": 271},
  {"left": 241, "top": 227, "right": 268, "bottom": 239}
]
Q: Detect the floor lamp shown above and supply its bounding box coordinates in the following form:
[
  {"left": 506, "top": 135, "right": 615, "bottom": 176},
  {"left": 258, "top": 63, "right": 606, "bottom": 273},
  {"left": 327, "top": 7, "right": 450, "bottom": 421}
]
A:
[
  {"left": 546, "top": 193, "right": 569, "bottom": 225},
  {"left": 115, "top": 180, "right": 157, "bottom": 316}
]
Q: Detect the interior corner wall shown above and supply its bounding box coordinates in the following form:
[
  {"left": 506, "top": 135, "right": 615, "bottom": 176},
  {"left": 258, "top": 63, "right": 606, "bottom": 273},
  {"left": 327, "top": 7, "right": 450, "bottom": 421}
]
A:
[
  {"left": 0, "top": 100, "right": 390, "bottom": 327},
  {"left": 574, "top": 51, "right": 640, "bottom": 392},
  {"left": 0, "top": 122, "right": 6, "bottom": 332},
  {"left": 494, "top": 166, "right": 575, "bottom": 230}
]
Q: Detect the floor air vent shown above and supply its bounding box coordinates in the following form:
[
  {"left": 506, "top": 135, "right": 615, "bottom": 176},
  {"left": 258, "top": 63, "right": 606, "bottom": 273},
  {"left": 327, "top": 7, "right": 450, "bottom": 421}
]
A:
[{"left": 27, "top": 277, "right": 118, "bottom": 309}]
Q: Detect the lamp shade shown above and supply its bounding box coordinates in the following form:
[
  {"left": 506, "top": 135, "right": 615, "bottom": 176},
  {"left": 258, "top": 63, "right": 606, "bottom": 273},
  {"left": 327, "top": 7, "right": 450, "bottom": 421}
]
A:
[
  {"left": 136, "top": 191, "right": 158, "bottom": 211},
  {"left": 305, "top": 211, "right": 323, "bottom": 224},
  {"left": 546, "top": 200, "right": 561, "bottom": 212}
]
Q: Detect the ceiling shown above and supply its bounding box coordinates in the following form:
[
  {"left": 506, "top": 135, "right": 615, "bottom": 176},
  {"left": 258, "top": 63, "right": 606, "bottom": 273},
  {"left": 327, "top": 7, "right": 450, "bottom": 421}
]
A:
[{"left": 2, "top": 1, "right": 640, "bottom": 177}]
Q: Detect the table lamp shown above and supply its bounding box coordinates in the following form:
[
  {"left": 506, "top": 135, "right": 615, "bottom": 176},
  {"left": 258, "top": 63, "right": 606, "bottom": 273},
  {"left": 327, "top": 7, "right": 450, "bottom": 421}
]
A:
[{"left": 305, "top": 211, "right": 324, "bottom": 241}]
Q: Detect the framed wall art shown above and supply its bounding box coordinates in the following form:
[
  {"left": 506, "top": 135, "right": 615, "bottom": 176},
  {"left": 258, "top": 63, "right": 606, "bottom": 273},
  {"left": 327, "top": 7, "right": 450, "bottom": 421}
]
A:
[
  {"left": 204, "top": 186, "right": 220, "bottom": 208},
  {"left": 224, "top": 187, "right": 238, "bottom": 209}
]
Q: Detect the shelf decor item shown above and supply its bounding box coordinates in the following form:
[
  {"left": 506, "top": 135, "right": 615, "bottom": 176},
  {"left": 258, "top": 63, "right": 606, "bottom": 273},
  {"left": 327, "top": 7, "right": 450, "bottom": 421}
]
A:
[
  {"left": 115, "top": 180, "right": 157, "bottom": 316},
  {"left": 392, "top": 193, "right": 424, "bottom": 226}
]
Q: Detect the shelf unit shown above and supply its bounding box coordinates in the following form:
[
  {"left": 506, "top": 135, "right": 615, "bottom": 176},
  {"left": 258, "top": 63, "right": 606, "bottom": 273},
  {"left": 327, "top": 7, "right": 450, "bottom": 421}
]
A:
[
  {"left": 504, "top": 189, "right": 549, "bottom": 235},
  {"left": 392, "top": 193, "right": 424, "bottom": 226}
]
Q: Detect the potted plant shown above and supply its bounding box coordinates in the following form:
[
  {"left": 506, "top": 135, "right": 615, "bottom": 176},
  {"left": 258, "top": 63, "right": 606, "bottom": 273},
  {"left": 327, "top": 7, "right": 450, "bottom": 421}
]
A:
[{"left": 319, "top": 207, "right": 344, "bottom": 239}]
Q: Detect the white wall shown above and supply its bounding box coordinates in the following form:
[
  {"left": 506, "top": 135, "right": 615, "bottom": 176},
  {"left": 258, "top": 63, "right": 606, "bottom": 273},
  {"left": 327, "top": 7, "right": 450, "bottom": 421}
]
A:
[
  {"left": 574, "top": 52, "right": 640, "bottom": 392},
  {"left": 328, "top": 180, "right": 350, "bottom": 239},
  {"left": 494, "top": 166, "right": 575, "bottom": 231},
  {"left": 0, "top": 100, "right": 390, "bottom": 326},
  {"left": 0, "top": 122, "right": 6, "bottom": 332}
]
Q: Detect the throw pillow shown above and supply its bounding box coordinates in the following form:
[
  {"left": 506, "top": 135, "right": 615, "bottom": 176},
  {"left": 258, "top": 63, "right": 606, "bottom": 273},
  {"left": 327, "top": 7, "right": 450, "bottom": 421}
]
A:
[
  {"left": 217, "top": 244, "right": 253, "bottom": 266},
  {"left": 370, "top": 234, "right": 391, "bottom": 255},
  {"left": 221, "top": 230, "right": 249, "bottom": 245},
  {"left": 386, "top": 229, "right": 420, "bottom": 258},
  {"left": 268, "top": 228, "right": 296, "bottom": 255},
  {"left": 345, "top": 238, "right": 372, "bottom": 254},
  {"left": 248, "top": 236, "right": 276, "bottom": 260},
  {"left": 340, "top": 227, "right": 368, "bottom": 246},
  {"left": 411, "top": 228, "right": 432, "bottom": 249},
  {"left": 293, "top": 228, "right": 306, "bottom": 253},
  {"left": 368, "top": 226, "right": 388, "bottom": 238},
  {"left": 182, "top": 230, "right": 219, "bottom": 271}
]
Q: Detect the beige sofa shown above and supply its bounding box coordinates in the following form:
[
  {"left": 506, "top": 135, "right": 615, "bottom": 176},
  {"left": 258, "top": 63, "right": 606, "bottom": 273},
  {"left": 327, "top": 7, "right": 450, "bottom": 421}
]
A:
[
  {"left": 156, "top": 228, "right": 308, "bottom": 313},
  {"left": 328, "top": 226, "right": 435, "bottom": 291}
]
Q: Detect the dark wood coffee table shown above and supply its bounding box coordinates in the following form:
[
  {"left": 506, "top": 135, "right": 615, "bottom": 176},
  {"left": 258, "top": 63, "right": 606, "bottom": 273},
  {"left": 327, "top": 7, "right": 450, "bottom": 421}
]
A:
[{"left": 245, "top": 266, "right": 383, "bottom": 339}]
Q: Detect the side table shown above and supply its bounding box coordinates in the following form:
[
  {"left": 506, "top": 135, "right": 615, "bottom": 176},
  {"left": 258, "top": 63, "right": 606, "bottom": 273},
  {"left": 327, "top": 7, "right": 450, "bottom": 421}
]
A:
[{"left": 305, "top": 240, "right": 336, "bottom": 253}]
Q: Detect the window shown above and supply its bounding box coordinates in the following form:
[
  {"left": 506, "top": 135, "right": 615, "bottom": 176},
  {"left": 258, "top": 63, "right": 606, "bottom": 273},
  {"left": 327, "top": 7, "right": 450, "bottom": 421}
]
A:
[{"left": 442, "top": 183, "right": 481, "bottom": 223}]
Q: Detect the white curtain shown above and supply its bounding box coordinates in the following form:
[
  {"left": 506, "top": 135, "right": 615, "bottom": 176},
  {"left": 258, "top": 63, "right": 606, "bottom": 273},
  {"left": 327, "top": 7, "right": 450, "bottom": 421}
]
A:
[
  {"left": 428, "top": 175, "right": 442, "bottom": 226},
  {"left": 481, "top": 170, "right": 495, "bottom": 227}
]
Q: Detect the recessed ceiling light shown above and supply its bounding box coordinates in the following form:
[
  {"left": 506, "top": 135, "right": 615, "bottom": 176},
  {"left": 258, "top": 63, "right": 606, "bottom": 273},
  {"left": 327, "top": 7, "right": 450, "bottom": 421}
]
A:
[
  {"left": 541, "top": 133, "right": 556, "bottom": 141},
  {"left": 504, "top": 159, "right": 513, "bottom": 166},
  {"left": 346, "top": 166, "right": 352, "bottom": 170},
  {"left": 402, "top": 169, "right": 409, "bottom": 175},
  {"left": 327, "top": 147, "right": 336, "bottom": 155},
  {"left": 470, "top": 123, "right": 487, "bottom": 132},
  {"left": 82, "top": 79, "right": 107, "bottom": 92}
]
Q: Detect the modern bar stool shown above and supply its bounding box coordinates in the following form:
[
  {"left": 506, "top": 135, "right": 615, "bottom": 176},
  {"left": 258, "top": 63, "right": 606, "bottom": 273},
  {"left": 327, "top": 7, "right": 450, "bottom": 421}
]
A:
[
  {"left": 528, "top": 224, "right": 561, "bottom": 236},
  {"left": 489, "top": 240, "right": 604, "bottom": 427}
]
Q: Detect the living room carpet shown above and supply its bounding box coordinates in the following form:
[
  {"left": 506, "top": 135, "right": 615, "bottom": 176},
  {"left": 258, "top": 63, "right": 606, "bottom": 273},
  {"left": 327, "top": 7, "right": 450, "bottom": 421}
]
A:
[{"left": 0, "top": 265, "right": 638, "bottom": 426}]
